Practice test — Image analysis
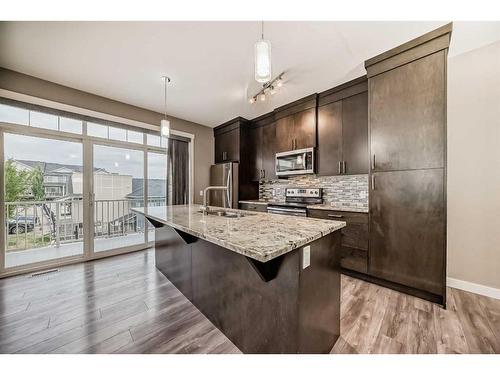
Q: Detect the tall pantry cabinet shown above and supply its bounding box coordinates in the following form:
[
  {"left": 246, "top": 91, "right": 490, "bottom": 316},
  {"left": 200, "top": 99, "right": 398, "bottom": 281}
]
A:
[{"left": 365, "top": 23, "right": 452, "bottom": 305}]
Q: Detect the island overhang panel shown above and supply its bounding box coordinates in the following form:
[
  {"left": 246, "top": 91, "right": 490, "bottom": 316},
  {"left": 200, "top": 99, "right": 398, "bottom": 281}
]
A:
[{"left": 134, "top": 205, "right": 345, "bottom": 354}]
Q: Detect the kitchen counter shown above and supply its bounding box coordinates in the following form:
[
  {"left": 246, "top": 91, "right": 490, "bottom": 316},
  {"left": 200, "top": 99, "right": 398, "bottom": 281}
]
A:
[
  {"left": 134, "top": 204, "right": 344, "bottom": 353},
  {"left": 133, "top": 204, "right": 344, "bottom": 262},
  {"left": 307, "top": 204, "right": 369, "bottom": 213}
]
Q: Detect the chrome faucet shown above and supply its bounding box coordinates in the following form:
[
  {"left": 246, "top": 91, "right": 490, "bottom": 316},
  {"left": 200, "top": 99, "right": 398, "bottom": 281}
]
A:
[{"left": 201, "top": 186, "right": 228, "bottom": 214}]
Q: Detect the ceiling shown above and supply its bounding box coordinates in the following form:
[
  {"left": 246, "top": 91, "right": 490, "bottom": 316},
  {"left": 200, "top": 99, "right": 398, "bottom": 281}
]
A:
[{"left": 1, "top": 21, "right": 499, "bottom": 127}]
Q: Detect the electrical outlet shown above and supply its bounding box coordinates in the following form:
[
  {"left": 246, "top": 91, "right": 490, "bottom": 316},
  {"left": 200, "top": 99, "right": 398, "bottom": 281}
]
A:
[
  {"left": 302, "top": 246, "right": 311, "bottom": 269},
  {"left": 199, "top": 190, "right": 203, "bottom": 196}
]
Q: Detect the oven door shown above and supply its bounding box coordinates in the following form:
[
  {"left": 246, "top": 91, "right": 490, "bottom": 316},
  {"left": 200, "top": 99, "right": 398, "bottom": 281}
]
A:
[
  {"left": 267, "top": 206, "right": 307, "bottom": 217},
  {"left": 275, "top": 148, "right": 314, "bottom": 176}
]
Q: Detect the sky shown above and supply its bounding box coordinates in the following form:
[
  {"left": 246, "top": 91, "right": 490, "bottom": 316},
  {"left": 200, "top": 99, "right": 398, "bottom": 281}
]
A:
[{"left": 4, "top": 133, "right": 166, "bottom": 179}]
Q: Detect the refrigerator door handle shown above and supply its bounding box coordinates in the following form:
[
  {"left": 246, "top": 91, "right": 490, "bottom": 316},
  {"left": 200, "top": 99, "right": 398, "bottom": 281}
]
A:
[{"left": 226, "top": 165, "right": 232, "bottom": 208}]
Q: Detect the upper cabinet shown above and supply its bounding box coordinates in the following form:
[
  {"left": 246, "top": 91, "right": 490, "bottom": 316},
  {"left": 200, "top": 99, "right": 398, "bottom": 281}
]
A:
[
  {"left": 368, "top": 50, "right": 446, "bottom": 172},
  {"left": 248, "top": 112, "right": 276, "bottom": 181},
  {"left": 317, "top": 77, "right": 368, "bottom": 176},
  {"left": 274, "top": 94, "right": 317, "bottom": 153},
  {"left": 214, "top": 117, "right": 247, "bottom": 164}
]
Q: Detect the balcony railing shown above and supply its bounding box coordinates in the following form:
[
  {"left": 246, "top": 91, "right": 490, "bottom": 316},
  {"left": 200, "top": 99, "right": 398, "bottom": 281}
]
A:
[{"left": 4, "top": 198, "right": 166, "bottom": 252}]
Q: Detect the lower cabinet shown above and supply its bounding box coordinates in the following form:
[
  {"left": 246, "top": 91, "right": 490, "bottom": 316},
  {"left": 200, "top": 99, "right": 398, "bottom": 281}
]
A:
[
  {"left": 307, "top": 209, "right": 368, "bottom": 274},
  {"left": 369, "top": 169, "right": 445, "bottom": 297},
  {"left": 239, "top": 203, "right": 268, "bottom": 213}
]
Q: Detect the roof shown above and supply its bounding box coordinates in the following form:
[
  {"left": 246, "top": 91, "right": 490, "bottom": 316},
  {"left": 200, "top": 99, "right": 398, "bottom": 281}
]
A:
[
  {"left": 127, "top": 178, "right": 166, "bottom": 199},
  {"left": 13, "top": 159, "right": 106, "bottom": 174}
]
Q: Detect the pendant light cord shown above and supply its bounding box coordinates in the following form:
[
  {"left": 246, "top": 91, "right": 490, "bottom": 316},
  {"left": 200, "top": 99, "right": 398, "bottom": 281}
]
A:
[{"left": 163, "top": 78, "right": 167, "bottom": 121}]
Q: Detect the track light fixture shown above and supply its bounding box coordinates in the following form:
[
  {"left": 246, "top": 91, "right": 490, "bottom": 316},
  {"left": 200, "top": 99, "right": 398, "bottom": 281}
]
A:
[{"left": 248, "top": 72, "right": 285, "bottom": 104}]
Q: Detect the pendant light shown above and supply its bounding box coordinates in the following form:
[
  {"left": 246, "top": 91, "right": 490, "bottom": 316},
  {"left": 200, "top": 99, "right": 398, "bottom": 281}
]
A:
[
  {"left": 160, "top": 76, "right": 171, "bottom": 139},
  {"left": 254, "top": 21, "right": 271, "bottom": 83}
]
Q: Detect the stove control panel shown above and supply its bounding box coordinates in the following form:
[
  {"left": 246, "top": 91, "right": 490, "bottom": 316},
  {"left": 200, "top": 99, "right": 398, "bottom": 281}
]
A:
[{"left": 285, "top": 188, "right": 322, "bottom": 198}]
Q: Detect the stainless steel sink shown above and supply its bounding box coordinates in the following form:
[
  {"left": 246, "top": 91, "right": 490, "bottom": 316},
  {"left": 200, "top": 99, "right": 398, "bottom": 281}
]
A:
[{"left": 198, "top": 209, "right": 253, "bottom": 218}]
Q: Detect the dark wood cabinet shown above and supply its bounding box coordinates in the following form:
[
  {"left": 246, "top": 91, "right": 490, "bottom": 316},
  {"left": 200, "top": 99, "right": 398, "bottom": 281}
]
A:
[
  {"left": 342, "top": 92, "right": 368, "bottom": 175},
  {"left": 213, "top": 117, "right": 258, "bottom": 201},
  {"left": 368, "top": 169, "right": 445, "bottom": 296},
  {"left": 317, "top": 77, "right": 368, "bottom": 176},
  {"left": 214, "top": 127, "right": 240, "bottom": 163},
  {"left": 317, "top": 101, "right": 343, "bottom": 175},
  {"left": 261, "top": 122, "right": 276, "bottom": 179},
  {"left": 274, "top": 95, "right": 317, "bottom": 153},
  {"left": 275, "top": 115, "right": 295, "bottom": 153},
  {"left": 369, "top": 50, "right": 446, "bottom": 172},
  {"left": 247, "top": 125, "right": 263, "bottom": 181},
  {"left": 248, "top": 112, "right": 276, "bottom": 181},
  {"left": 308, "top": 209, "right": 368, "bottom": 274},
  {"left": 365, "top": 23, "right": 451, "bottom": 305}
]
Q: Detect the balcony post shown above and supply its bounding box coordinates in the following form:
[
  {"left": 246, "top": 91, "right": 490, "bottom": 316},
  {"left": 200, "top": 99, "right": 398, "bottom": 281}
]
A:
[{"left": 55, "top": 202, "right": 60, "bottom": 248}]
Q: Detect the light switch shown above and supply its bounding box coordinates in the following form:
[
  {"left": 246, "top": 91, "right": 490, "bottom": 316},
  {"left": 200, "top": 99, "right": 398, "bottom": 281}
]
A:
[
  {"left": 302, "top": 246, "right": 311, "bottom": 269},
  {"left": 199, "top": 190, "right": 204, "bottom": 196}
]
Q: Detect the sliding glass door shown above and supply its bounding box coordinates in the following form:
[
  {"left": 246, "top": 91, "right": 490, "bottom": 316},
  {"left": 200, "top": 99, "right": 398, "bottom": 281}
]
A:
[
  {"left": 0, "top": 99, "right": 186, "bottom": 277},
  {"left": 3, "top": 133, "right": 85, "bottom": 268},
  {"left": 92, "top": 144, "right": 146, "bottom": 253}
]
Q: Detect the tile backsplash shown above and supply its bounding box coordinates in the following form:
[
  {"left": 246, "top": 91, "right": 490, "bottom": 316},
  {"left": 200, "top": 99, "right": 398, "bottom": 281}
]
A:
[{"left": 259, "top": 174, "right": 369, "bottom": 210}]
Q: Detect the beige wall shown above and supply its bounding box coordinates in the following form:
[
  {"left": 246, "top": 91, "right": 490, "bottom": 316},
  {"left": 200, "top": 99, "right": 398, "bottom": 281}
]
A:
[
  {"left": 0, "top": 68, "right": 214, "bottom": 204},
  {"left": 447, "top": 41, "right": 500, "bottom": 289}
]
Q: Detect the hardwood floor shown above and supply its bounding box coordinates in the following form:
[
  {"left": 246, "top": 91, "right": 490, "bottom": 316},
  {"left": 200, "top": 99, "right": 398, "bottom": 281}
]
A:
[{"left": 1, "top": 249, "right": 499, "bottom": 354}]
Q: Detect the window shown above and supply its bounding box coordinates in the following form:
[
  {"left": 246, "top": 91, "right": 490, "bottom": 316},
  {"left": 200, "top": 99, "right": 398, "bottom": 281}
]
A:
[
  {"left": 87, "top": 122, "right": 108, "bottom": 138},
  {"left": 30, "top": 111, "right": 58, "bottom": 130},
  {"left": 127, "top": 130, "right": 143, "bottom": 144},
  {"left": 109, "top": 126, "right": 127, "bottom": 141},
  {"left": 147, "top": 134, "right": 161, "bottom": 147},
  {"left": 0, "top": 104, "right": 29, "bottom": 125},
  {"left": 60, "top": 117, "right": 83, "bottom": 134}
]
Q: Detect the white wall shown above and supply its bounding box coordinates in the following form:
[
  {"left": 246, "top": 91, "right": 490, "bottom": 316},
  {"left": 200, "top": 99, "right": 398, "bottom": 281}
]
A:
[{"left": 447, "top": 40, "right": 500, "bottom": 291}]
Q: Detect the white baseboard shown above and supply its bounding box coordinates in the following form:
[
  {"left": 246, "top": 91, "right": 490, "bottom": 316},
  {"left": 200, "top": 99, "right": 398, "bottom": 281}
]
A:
[{"left": 447, "top": 277, "right": 500, "bottom": 300}]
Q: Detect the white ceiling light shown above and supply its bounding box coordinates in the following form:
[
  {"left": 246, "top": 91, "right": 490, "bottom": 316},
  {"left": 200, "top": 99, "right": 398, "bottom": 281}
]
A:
[
  {"left": 254, "top": 21, "right": 271, "bottom": 84},
  {"left": 160, "top": 76, "right": 171, "bottom": 139}
]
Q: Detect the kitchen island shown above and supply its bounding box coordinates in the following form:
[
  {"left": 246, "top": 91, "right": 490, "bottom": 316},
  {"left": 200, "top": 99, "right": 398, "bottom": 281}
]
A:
[{"left": 133, "top": 204, "right": 345, "bottom": 353}]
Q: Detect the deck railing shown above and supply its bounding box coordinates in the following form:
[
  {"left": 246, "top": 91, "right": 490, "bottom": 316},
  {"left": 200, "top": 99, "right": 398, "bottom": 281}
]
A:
[{"left": 5, "top": 198, "right": 166, "bottom": 252}]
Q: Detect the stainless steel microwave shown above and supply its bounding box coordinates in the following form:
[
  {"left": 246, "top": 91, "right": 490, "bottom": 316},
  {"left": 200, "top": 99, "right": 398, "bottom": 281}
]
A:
[{"left": 275, "top": 147, "right": 315, "bottom": 176}]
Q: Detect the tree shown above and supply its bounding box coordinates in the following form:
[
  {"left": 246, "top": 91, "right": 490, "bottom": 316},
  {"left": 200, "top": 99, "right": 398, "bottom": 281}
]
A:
[
  {"left": 30, "top": 166, "right": 45, "bottom": 201},
  {"left": 5, "top": 159, "right": 31, "bottom": 216}
]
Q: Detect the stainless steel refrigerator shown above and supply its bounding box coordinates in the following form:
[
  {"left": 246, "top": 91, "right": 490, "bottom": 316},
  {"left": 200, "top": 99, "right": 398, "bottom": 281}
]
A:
[{"left": 208, "top": 162, "right": 239, "bottom": 208}]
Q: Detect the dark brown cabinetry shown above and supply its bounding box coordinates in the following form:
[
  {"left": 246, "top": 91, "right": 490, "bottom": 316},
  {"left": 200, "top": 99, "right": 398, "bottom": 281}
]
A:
[
  {"left": 274, "top": 94, "right": 317, "bottom": 153},
  {"left": 365, "top": 23, "right": 451, "bottom": 305},
  {"left": 308, "top": 209, "right": 368, "bottom": 274},
  {"left": 369, "top": 51, "right": 445, "bottom": 172},
  {"left": 317, "top": 77, "right": 368, "bottom": 176},
  {"left": 369, "top": 169, "right": 445, "bottom": 296},
  {"left": 213, "top": 117, "right": 258, "bottom": 201},
  {"left": 214, "top": 120, "right": 242, "bottom": 164},
  {"left": 248, "top": 112, "right": 276, "bottom": 181}
]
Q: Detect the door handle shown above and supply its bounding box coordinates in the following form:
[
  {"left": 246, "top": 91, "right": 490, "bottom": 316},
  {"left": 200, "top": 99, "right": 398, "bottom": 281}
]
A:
[
  {"left": 343, "top": 161, "right": 347, "bottom": 174},
  {"left": 371, "top": 174, "right": 376, "bottom": 190},
  {"left": 328, "top": 214, "right": 344, "bottom": 218},
  {"left": 262, "top": 169, "right": 265, "bottom": 179},
  {"left": 371, "top": 154, "right": 376, "bottom": 170},
  {"left": 338, "top": 161, "right": 342, "bottom": 174}
]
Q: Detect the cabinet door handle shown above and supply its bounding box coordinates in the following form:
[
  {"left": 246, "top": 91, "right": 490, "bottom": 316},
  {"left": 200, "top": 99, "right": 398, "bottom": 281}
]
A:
[
  {"left": 371, "top": 154, "right": 376, "bottom": 170},
  {"left": 343, "top": 161, "right": 347, "bottom": 174},
  {"left": 262, "top": 169, "right": 265, "bottom": 179},
  {"left": 371, "top": 174, "right": 376, "bottom": 190},
  {"left": 328, "top": 214, "right": 344, "bottom": 218},
  {"left": 338, "top": 161, "right": 342, "bottom": 174}
]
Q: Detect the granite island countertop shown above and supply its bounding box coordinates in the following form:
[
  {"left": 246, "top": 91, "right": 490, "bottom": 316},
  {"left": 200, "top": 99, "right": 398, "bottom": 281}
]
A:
[{"left": 133, "top": 204, "right": 345, "bottom": 263}]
